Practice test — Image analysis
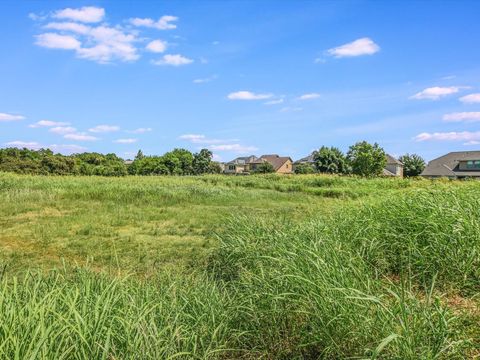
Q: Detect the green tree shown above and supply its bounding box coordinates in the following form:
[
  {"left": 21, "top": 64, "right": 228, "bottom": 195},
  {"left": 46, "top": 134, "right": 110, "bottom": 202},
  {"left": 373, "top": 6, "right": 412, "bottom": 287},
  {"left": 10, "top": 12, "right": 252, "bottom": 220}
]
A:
[
  {"left": 294, "top": 163, "right": 315, "bottom": 174},
  {"left": 313, "top": 146, "right": 350, "bottom": 174},
  {"left": 208, "top": 161, "right": 223, "bottom": 174},
  {"left": 253, "top": 161, "right": 275, "bottom": 174},
  {"left": 347, "top": 141, "right": 386, "bottom": 177},
  {"left": 192, "top": 149, "right": 213, "bottom": 174},
  {"left": 135, "top": 150, "right": 145, "bottom": 160},
  {"left": 399, "top": 153, "right": 426, "bottom": 177}
]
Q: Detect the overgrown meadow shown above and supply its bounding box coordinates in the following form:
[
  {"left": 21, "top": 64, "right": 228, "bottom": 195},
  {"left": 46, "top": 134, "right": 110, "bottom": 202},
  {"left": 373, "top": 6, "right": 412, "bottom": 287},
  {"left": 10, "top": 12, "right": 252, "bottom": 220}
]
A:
[{"left": 0, "top": 173, "right": 479, "bottom": 359}]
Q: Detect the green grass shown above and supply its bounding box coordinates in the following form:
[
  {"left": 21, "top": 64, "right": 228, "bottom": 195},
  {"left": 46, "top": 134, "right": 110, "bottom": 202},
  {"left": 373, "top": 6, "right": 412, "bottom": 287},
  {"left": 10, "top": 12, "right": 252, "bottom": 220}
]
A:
[{"left": 0, "top": 173, "right": 478, "bottom": 358}]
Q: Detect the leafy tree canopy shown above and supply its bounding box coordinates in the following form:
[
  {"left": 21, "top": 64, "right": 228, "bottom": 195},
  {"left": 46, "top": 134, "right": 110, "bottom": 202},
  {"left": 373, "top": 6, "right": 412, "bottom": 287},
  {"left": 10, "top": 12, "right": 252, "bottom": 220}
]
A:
[
  {"left": 399, "top": 153, "right": 426, "bottom": 177},
  {"left": 347, "top": 141, "right": 386, "bottom": 177}
]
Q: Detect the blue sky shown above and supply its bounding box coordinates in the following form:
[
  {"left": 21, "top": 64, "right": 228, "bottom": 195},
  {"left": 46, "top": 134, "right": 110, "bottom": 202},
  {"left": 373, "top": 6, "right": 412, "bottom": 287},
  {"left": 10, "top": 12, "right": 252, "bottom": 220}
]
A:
[{"left": 1, "top": 0, "right": 480, "bottom": 161}]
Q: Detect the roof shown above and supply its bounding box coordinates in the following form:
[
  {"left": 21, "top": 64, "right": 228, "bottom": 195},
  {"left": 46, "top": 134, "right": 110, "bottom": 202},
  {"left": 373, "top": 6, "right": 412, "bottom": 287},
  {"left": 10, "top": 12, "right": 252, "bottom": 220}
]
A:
[
  {"left": 421, "top": 151, "right": 480, "bottom": 177},
  {"left": 294, "top": 153, "right": 315, "bottom": 164},
  {"left": 382, "top": 168, "right": 396, "bottom": 176},
  {"left": 386, "top": 154, "right": 402, "bottom": 165},
  {"left": 250, "top": 154, "right": 292, "bottom": 170},
  {"left": 225, "top": 155, "right": 258, "bottom": 165}
]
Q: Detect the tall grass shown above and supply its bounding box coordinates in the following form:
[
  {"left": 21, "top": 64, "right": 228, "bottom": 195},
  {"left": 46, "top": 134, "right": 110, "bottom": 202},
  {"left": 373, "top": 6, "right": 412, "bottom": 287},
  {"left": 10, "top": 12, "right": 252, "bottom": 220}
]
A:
[{"left": 0, "top": 174, "right": 478, "bottom": 358}]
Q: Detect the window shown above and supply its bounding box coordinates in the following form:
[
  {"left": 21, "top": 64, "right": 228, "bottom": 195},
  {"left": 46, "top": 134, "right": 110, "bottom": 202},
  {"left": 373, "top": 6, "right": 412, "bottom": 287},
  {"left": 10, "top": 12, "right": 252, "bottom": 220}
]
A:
[
  {"left": 228, "top": 165, "right": 235, "bottom": 170},
  {"left": 467, "top": 160, "right": 480, "bottom": 169}
]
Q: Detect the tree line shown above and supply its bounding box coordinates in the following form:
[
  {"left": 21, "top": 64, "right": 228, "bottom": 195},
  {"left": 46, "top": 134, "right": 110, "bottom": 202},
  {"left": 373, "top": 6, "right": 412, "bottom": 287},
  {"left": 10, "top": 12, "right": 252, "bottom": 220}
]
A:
[
  {"left": 0, "top": 147, "right": 221, "bottom": 176},
  {"left": 294, "top": 141, "right": 426, "bottom": 177},
  {"left": 0, "top": 141, "right": 426, "bottom": 177}
]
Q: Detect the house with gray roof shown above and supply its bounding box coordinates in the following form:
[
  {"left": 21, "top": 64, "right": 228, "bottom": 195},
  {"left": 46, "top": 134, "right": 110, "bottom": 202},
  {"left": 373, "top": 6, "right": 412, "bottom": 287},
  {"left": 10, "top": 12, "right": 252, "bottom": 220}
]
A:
[{"left": 421, "top": 151, "right": 480, "bottom": 179}]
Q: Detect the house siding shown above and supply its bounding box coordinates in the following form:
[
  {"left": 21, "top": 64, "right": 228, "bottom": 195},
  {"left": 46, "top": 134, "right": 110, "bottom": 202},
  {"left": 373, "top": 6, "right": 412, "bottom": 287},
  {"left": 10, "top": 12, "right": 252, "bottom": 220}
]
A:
[{"left": 276, "top": 159, "right": 293, "bottom": 174}]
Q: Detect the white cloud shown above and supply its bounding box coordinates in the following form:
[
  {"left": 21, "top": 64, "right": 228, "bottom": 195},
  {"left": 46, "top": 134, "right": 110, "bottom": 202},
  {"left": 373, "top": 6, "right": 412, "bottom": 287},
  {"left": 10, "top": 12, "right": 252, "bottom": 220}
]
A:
[
  {"left": 146, "top": 39, "right": 167, "bottom": 53},
  {"left": 0, "top": 113, "right": 25, "bottom": 122},
  {"left": 29, "top": 120, "right": 69, "bottom": 127},
  {"left": 179, "top": 134, "right": 237, "bottom": 145},
  {"left": 129, "top": 127, "right": 152, "bottom": 134},
  {"left": 53, "top": 6, "right": 105, "bottom": 23},
  {"left": 459, "top": 93, "right": 480, "bottom": 104},
  {"left": 5, "top": 141, "right": 42, "bottom": 149},
  {"left": 280, "top": 107, "right": 303, "bottom": 112},
  {"left": 152, "top": 54, "right": 193, "bottom": 66},
  {"left": 210, "top": 144, "right": 258, "bottom": 153},
  {"left": 410, "top": 86, "right": 463, "bottom": 100},
  {"left": 130, "top": 15, "right": 178, "bottom": 30},
  {"left": 414, "top": 131, "right": 480, "bottom": 142},
  {"left": 298, "top": 93, "right": 321, "bottom": 100},
  {"left": 49, "top": 126, "right": 77, "bottom": 134},
  {"left": 76, "top": 26, "right": 139, "bottom": 63},
  {"left": 212, "top": 153, "right": 222, "bottom": 161},
  {"left": 443, "top": 112, "right": 480, "bottom": 123},
  {"left": 264, "top": 99, "right": 284, "bottom": 105},
  {"left": 463, "top": 140, "right": 480, "bottom": 146},
  {"left": 88, "top": 125, "right": 120, "bottom": 133},
  {"left": 114, "top": 138, "right": 138, "bottom": 144},
  {"left": 45, "top": 22, "right": 91, "bottom": 35},
  {"left": 49, "top": 144, "right": 87, "bottom": 153},
  {"left": 35, "top": 33, "right": 81, "bottom": 50},
  {"left": 327, "top": 37, "right": 380, "bottom": 58},
  {"left": 227, "top": 91, "right": 273, "bottom": 100},
  {"left": 64, "top": 133, "right": 98, "bottom": 141},
  {"left": 5, "top": 140, "right": 86, "bottom": 153},
  {"left": 193, "top": 75, "right": 217, "bottom": 84}
]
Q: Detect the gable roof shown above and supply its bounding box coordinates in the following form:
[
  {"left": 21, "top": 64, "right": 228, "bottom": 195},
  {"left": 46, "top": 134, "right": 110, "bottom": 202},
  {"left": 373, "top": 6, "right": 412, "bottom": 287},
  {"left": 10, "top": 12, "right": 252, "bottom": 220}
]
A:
[
  {"left": 421, "top": 151, "right": 480, "bottom": 177},
  {"left": 225, "top": 155, "right": 258, "bottom": 165},
  {"left": 294, "top": 152, "right": 315, "bottom": 164},
  {"left": 250, "top": 154, "right": 292, "bottom": 170},
  {"left": 386, "top": 154, "right": 402, "bottom": 165}
]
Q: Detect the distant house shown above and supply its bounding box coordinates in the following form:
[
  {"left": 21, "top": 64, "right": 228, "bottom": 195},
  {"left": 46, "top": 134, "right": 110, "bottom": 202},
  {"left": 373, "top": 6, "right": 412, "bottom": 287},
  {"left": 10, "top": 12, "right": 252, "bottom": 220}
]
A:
[
  {"left": 224, "top": 154, "right": 293, "bottom": 174},
  {"left": 223, "top": 155, "right": 259, "bottom": 174},
  {"left": 383, "top": 154, "right": 403, "bottom": 177},
  {"left": 421, "top": 151, "right": 480, "bottom": 179},
  {"left": 293, "top": 152, "right": 403, "bottom": 177}
]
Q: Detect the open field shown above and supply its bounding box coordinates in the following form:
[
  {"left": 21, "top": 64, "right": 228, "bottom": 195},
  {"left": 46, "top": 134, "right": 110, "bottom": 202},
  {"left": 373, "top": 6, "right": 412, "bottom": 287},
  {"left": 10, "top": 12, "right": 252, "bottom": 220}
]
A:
[{"left": 0, "top": 173, "right": 479, "bottom": 359}]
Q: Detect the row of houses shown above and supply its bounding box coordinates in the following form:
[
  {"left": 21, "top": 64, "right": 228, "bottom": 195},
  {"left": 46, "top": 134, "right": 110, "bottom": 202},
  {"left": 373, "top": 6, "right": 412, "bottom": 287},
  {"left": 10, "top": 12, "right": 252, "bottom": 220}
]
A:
[
  {"left": 221, "top": 153, "right": 404, "bottom": 176},
  {"left": 220, "top": 151, "right": 480, "bottom": 179}
]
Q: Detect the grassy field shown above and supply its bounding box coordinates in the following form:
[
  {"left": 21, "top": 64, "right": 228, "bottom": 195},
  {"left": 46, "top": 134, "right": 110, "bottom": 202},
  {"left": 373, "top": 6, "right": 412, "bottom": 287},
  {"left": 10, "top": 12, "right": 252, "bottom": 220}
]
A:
[{"left": 0, "top": 173, "right": 479, "bottom": 359}]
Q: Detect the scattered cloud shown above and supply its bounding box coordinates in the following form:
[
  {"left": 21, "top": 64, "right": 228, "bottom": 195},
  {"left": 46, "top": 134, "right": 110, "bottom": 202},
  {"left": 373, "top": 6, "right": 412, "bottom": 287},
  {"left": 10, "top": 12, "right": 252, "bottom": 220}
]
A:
[
  {"left": 53, "top": 6, "right": 105, "bottom": 23},
  {"left": 64, "top": 133, "right": 99, "bottom": 141},
  {"left": 29, "top": 120, "right": 69, "bottom": 127},
  {"left": 314, "top": 57, "right": 326, "bottom": 64},
  {"left": 130, "top": 16, "right": 178, "bottom": 30},
  {"left": 45, "top": 22, "right": 90, "bottom": 34},
  {"left": 152, "top": 54, "right": 193, "bottom": 66},
  {"left": 49, "top": 144, "right": 87, "bottom": 153},
  {"left": 5, "top": 141, "right": 42, "bottom": 149},
  {"left": 146, "top": 39, "right": 167, "bottom": 53},
  {"left": 414, "top": 131, "right": 480, "bottom": 142},
  {"left": 114, "top": 138, "right": 137, "bottom": 144},
  {"left": 49, "top": 126, "right": 77, "bottom": 134},
  {"left": 193, "top": 75, "right": 217, "bottom": 84},
  {"left": 264, "top": 99, "right": 284, "bottom": 105},
  {"left": 35, "top": 33, "right": 81, "bottom": 50},
  {"left": 298, "top": 93, "right": 321, "bottom": 100},
  {"left": 179, "top": 134, "right": 237, "bottom": 144},
  {"left": 227, "top": 91, "right": 273, "bottom": 100},
  {"left": 0, "top": 113, "right": 25, "bottom": 122},
  {"left": 463, "top": 140, "right": 480, "bottom": 146},
  {"left": 327, "top": 37, "right": 380, "bottom": 58},
  {"left": 209, "top": 144, "right": 258, "bottom": 153},
  {"left": 459, "top": 93, "right": 480, "bottom": 104},
  {"left": 443, "top": 112, "right": 480, "bottom": 123},
  {"left": 129, "top": 127, "right": 152, "bottom": 134},
  {"left": 212, "top": 153, "right": 222, "bottom": 161},
  {"left": 5, "top": 140, "right": 86, "bottom": 153},
  {"left": 410, "top": 86, "right": 464, "bottom": 100},
  {"left": 88, "top": 125, "right": 120, "bottom": 133},
  {"left": 280, "top": 107, "right": 303, "bottom": 112}
]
